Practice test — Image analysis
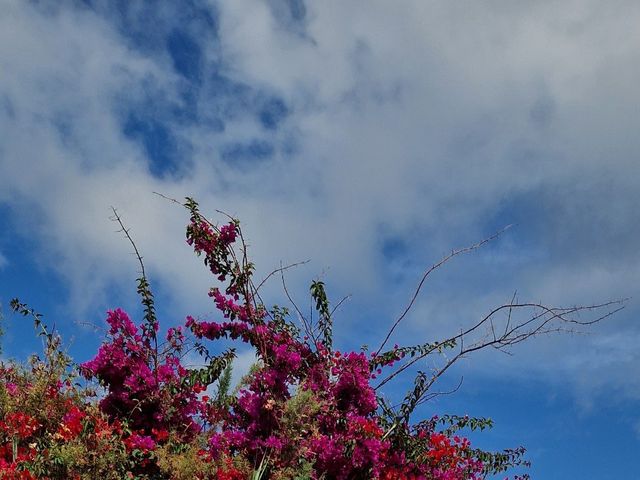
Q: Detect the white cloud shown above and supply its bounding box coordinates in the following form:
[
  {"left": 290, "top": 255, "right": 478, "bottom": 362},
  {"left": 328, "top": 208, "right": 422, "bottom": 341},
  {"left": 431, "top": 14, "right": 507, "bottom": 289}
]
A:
[{"left": 0, "top": 0, "right": 639, "bottom": 404}]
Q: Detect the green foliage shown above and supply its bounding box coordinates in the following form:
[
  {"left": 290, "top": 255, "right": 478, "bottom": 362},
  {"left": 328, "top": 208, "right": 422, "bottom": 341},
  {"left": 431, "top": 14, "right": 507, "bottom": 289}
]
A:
[
  {"left": 213, "top": 363, "right": 233, "bottom": 407},
  {"left": 399, "top": 370, "right": 431, "bottom": 422},
  {"left": 310, "top": 280, "right": 332, "bottom": 349},
  {"left": 9, "top": 298, "right": 73, "bottom": 381},
  {"left": 137, "top": 275, "right": 157, "bottom": 334},
  {"left": 269, "top": 305, "right": 300, "bottom": 338},
  {"left": 182, "top": 348, "right": 236, "bottom": 392},
  {"left": 370, "top": 338, "right": 457, "bottom": 371},
  {"left": 251, "top": 454, "right": 270, "bottom": 480},
  {"left": 437, "top": 414, "right": 494, "bottom": 435},
  {"left": 473, "top": 446, "right": 531, "bottom": 477},
  {"left": 155, "top": 438, "right": 218, "bottom": 480}
]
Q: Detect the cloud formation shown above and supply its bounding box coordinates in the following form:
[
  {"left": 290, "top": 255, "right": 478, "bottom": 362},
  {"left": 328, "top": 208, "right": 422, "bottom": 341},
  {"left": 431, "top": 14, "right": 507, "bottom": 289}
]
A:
[{"left": 0, "top": 0, "right": 638, "bottom": 408}]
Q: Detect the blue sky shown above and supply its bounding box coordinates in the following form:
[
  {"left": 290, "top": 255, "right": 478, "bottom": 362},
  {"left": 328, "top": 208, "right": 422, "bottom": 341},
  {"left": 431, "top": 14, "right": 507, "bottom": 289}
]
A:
[{"left": 1, "top": 1, "right": 639, "bottom": 478}]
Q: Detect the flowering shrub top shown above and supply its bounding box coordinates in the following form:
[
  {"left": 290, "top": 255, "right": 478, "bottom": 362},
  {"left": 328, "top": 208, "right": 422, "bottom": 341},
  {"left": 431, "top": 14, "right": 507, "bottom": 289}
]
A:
[{"left": 0, "top": 198, "right": 535, "bottom": 479}]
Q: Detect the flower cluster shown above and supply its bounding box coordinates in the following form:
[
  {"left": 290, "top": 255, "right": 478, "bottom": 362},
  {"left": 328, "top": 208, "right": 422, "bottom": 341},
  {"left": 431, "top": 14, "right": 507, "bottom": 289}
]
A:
[{"left": 80, "top": 308, "right": 200, "bottom": 441}]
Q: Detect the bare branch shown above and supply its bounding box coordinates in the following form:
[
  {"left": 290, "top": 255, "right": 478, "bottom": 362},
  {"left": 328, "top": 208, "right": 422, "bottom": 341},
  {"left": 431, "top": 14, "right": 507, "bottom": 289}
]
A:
[
  {"left": 280, "top": 262, "right": 315, "bottom": 343},
  {"left": 375, "top": 299, "right": 626, "bottom": 393},
  {"left": 330, "top": 294, "right": 352, "bottom": 318},
  {"left": 110, "top": 207, "right": 146, "bottom": 279},
  {"left": 416, "top": 376, "right": 464, "bottom": 407},
  {"left": 504, "top": 290, "right": 517, "bottom": 338},
  {"left": 152, "top": 191, "right": 189, "bottom": 210},
  {"left": 392, "top": 376, "right": 464, "bottom": 410},
  {"left": 375, "top": 226, "right": 512, "bottom": 356},
  {"left": 255, "top": 260, "right": 311, "bottom": 293}
]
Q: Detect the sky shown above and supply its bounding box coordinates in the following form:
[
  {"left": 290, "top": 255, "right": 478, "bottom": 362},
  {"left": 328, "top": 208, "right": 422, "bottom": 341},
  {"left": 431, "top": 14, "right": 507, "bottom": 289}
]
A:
[{"left": 0, "top": 1, "right": 639, "bottom": 478}]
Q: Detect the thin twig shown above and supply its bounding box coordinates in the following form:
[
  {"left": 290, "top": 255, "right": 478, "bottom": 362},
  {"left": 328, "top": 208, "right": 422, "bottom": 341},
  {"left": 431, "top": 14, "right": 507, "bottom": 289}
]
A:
[
  {"left": 329, "top": 294, "right": 352, "bottom": 318},
  {"left": 375, "top": 226, "right": 512, "bottom": 356},
  {"left": 280, "top": 263, "right": 315, "bottom": 343},
  {"left": 391, "top": 376, "right": 464, "bottom": 410},
  {"left": 111, "top": 207, "right": 146, "bottom": 279},
  {"left": 153, "top": 191, "right": 183, "bottom": 207},
  {"left": 110, "top": 207, "right": 159, "bottom": 377},
  {"left": 255, "top": 260, "right": 311, "bottom": 293}
]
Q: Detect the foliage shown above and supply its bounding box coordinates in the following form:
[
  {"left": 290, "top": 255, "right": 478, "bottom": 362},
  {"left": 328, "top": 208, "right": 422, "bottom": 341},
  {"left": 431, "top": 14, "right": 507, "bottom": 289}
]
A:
[{"left": 0, "top": 197, "right": 620, "bottom": 479}]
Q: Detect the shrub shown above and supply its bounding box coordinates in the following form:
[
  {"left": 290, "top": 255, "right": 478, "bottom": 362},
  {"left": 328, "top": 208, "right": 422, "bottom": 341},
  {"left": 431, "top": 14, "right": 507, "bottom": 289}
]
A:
[{"left": 1, "top": 198, "right": 620, "bottom": 479}]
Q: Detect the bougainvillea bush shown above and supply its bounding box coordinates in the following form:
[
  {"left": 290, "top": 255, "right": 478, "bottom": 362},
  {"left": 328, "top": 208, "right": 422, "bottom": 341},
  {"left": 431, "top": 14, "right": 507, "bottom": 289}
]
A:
[{"left": 1, "top": 198, "right": 618, "bottom": 479}]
